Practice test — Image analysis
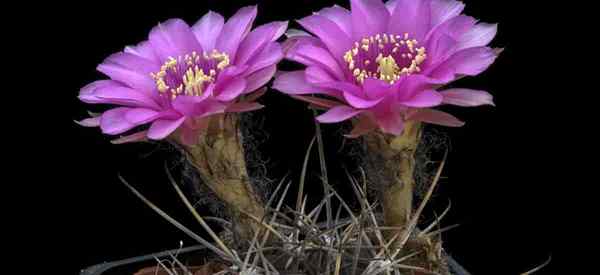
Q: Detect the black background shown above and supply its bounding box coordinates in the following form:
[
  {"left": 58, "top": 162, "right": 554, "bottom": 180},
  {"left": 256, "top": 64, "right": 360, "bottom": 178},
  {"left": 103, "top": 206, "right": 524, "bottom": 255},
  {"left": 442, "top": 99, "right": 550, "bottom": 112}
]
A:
[{"left": 28, "top": 0, "right": 569, "bottom": 274}]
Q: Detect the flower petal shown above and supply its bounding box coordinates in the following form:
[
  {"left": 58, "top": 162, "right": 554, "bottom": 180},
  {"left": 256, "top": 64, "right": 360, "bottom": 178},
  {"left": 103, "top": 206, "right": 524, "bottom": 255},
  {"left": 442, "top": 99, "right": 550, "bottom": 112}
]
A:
[
  {"left": 216, "top": 6, "right": 258, "bottom": 59},
  {"left": 385, "top": 0, "right": 398, "bottom": 13},
  {"left": 429, "top": 46, "right": 497, "bottom": 82},
  {"left": 363, "top": 78, "right": 398, "bottom": 100},
  {"left": 319, "top": 5, "right": 353, "bottom": 37},
  {"left": 388, "top": 0, "right": 432, "bottom": 41},
  {"left": 125, "top": 108, "right": 161, "bottom": 124},
  {"left": 408, "top": 109, "right": 465, "bottom": 127},
  {"left": 350, "top": 0, "right": 390, "bottom": 39},
  {"left": 374, "top": 109, "right": 405, "bottom": 135},
  {"left": 78, "top": 80, "right": 123, "bottom": 104},
  {"left": 192, "top": 11, "right": 225, "bottom": 51},
  {"left": 124, "top": 40, "right": 159, "bottom": 62},
  {"left": 97, "top": 52, "right": 160, "bottom": 92},
  {"left": 305, "top": 66, "right": 338, "bottom": 86},
  {"left": 93, "top": 86, "right": 161, "bottom": 109},
  {"left": 430, "top": 0, "right": 465, "bottom": 27},
  {"left": 244, "top": 65, "right": 277, "bottom": 94},
  {"left": 147, "top": 117, "right": 186, "bottom": 140},
  {"left": 100, "top": 107, "right": 137, "bottom": 135},
  {"left": 273, "top": 71, "right": 321, "bottom": 95},
  {"left": 236, "top": 21, "right": 288, "bottom": 66},
  {"left": 149, "top": 19, "right": 203, "bottom": 61},
  {"left": 400, "top": 90, "right": 443, "bottom": 107},
  {"left": 287, "top": 42, "right": 346, "bottom": 80},
  {"left": 316, "top": 105, "right": 363, "bottom": 123},
  {"left": 75, "top": 117, "right": 101, "bottom": 127},
  {"left": 424, "top": 15, "right": 476, "bottom": 64},
  {"left": 458, "top": 23, "right": 498, "bottom": 50},
  {"left": 245, "top": 43, "right": 283, "bottom": 75},
  {"left": 215, "top": 78, "right": 246, "bottom": 101},
  {"left": 343, "top": 91, "right": 384, "bottom": 109},
  {"left": 172, "top": 95, "right": 225, "bottom": 117},
  {"left": 440, "top": 88, "right": 495, "bottom": 106},
  {"left": 298, "top": 14, "right": 352, "bottom": 65}
]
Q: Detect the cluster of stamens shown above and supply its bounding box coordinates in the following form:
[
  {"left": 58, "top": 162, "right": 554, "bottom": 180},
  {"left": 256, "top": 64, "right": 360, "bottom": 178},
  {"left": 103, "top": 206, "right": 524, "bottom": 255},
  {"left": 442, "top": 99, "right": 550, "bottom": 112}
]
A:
[
  {"left": 151, "top": 50, "right": 230, "bottom": 99},
  {"left": 343, "top": 33, "right": 427, "bottom": 84}
]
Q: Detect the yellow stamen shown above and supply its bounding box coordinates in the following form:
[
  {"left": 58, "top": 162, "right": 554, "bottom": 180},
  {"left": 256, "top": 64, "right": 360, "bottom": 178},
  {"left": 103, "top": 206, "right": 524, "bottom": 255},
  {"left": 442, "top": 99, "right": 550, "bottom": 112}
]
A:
[{"left": 151, "top": 50, "right": 230, "bottom": 99}]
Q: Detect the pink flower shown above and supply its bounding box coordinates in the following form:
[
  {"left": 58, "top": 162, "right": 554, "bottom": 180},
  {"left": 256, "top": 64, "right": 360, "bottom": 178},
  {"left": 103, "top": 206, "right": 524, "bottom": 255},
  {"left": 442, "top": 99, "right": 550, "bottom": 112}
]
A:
[
  {"left": 273, "top": 0, "right": 498, "bottom": 136},
  {"left": 78, "top": 7, "right": 287, "bottom": 144}
]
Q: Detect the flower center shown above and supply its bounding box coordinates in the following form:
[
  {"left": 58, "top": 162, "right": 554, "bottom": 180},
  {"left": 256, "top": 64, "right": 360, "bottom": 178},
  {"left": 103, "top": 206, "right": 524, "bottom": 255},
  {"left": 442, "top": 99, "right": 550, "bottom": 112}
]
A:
[
  {"left": 151, "top": 50, "right": 230, "bottom": 99},
  {"left": 343, "top": 33, "right": 427, "bottom": 84}
]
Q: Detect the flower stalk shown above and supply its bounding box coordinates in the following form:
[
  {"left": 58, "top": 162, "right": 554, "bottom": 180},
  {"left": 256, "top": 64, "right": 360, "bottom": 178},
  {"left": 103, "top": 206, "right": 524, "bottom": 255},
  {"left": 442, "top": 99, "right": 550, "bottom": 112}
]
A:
[
  {"left": 363, "top": 121, "right": 421, "bottom": 238},
  {"left": 178, "top": 114, "right": 265, "bottom": 241}
]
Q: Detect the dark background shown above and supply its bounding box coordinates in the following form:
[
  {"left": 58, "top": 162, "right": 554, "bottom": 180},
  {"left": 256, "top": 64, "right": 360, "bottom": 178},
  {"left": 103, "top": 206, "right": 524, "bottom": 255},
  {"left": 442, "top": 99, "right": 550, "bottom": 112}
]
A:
[{"left": 30, "top": 0, "right": 567, "bottom": 274}]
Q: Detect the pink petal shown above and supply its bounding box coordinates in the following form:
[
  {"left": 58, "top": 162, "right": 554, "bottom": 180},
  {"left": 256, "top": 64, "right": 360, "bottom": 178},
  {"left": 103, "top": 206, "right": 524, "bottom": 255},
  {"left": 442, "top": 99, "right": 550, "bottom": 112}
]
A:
[
  {"left": 308, "top": 79, "right": 360, "bottom": 98},
  {"left": 124, "top": 40, "right": 159, "bottom": 63},
  {"left": 305, "top": 66, "right": 337, "bottom": 86},
  {"left": 192, "top": 11, "right": 225, "bottom": 51},
  {"left": 245, "top": 43, "right": 283, "bottom": 75},
  {"left": 97, "top": 52, "right": 159, "bottom": 92},
  {"left": 385, "top": 0, "right": 398, "bottom": 13},
  {"left": 394, "top": 74, "right": 438, "bottom": 101},
  {"left": 350, "top": 0, "right": 390, "bottom": 39},
  {"left": 429, "top": 46, "right": 497, "bottom": 82},
  {"left": 430, "top": 0, "right": 466, "bottom": 27},
  {"left": 100, "top": 107, "right": 137, "bottom": 135},
  {"left": 93, "top": 86, "right": 161, "bottom": 109},
  {"left": 319, "top": 5, "right": 353, "bottom": 37},
  {"left": 408, "top": 109, "right": 465, "bottom": 127},
  {"left": 400, "top": 90, "right": 443, "bottom": 107},
  {"left": 125, "top": 108, "right": 161, "bottom": 124},
  {"left": 343, "top": 91, "right": 384, "bottom": 109},
  {"left": 215, "top": 78, "right": 246, "bottom": 101},
  {"left": 79, "top": 80, "right": 125, "bottom": 104},
  {"left": 236, "top": 21, "right": 288, "bottom": 66},
  {"left": 373, "top": 108, "right": 405, "bottom": 135},
  {"left": 75, "top": 117, "right": 101, "bottom": 127},
  {"left": 424, "top": 15, "right": 477, "bottom": 63},
  {"left": 441, "top": 88, "right": 495, "bottom": 106},
  {"left": 273, "top": 71, "right": 320, "bottom": 95},
  {"left": 362, "top": 78, "right": 398, "bottom": 100},
  {"left": 298, "top": 14, "right": 352, "bottom": 65},
  {"left": 148, "top": 19, "right": 203, "bottom": 61},
  {"left": 316, "top": 105, "right": 363, "bottom": 123},
  {"left": 388, "top": 0, "right": 431, "bottom": 41},
  {"left": 458, "top": 23, "right": 498, "bottom": 50},
  {"left": 147, "top": 117, "right": 186, "bottom": 140},
  {"left": 216, "top": 6, "right": 258, "bottom": 59},
  {"left": 172, "top": 96, "right": 225, "bottom": 117},
  {"left": 244, "top": 65, "right": 276, "bottom": 94},
  {"left": 287, "top": 43, "right": 346, "bottom": 80}
]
